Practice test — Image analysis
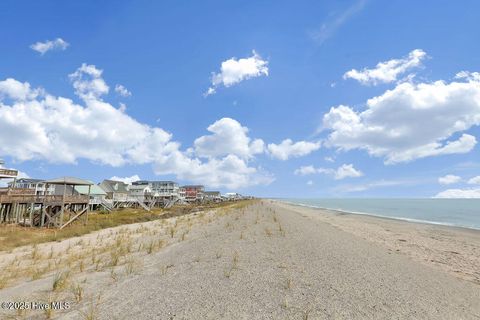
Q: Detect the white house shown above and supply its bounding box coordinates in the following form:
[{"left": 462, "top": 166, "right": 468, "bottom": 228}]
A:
[
  {"left": 7, "top": 178, "right": 55, "bottom": 195},
  {"left": 128, "top": 184, "right": 152, "bottom": 202}
]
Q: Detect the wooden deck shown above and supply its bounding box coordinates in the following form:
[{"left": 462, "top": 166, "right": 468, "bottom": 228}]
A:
[
  {"left": 0, "top": 188, "right": 89, "bottom": 204},
  {"left": 0, "top": 188, "right": 89, "bottom": 228},
  {"left": 0, "top": 194, "right": 89, "bottom": 204}
]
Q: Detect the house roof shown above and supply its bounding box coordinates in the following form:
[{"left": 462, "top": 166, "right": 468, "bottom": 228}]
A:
[
  {"left": 100, "top": 180, "right": 129, "bottom": 193},
  {"left": 75, "top": 185, "right": 107, "bottom": 195},
  {"left": 14, "top": 178, "right": 44, "bottom": 183},
  {"left": 150, "top": 180, "right": 178, "bottom": 184},
  {"left": 131, "top": 180, "right": 149, "bottom": 185},
  {"left": 204, "top": 191, "right": 220, "bottom": 195},
  {"left": 182, "top": 185, "right": 205, "bottom": 189},
  {"left": 128, "top": 184, "right": 151, "bottom": 191},
  {"left": 132, "top": 180, "right": 178, "bottom": 185},
  {"left": 45, "top": 177, "right": 94, "bottom": 185},
  {"left": 9, "top": 178, "right": 45, "bottom": 184}
]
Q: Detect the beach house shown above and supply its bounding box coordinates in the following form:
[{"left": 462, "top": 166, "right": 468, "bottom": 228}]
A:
[
  {"left": 182, "top": 185, "right": 205, "bottom": 202},
  {"left": 1, "top": 176, "right": 92, "bottom": 228},
  {"left": 128, "top": 183, "right": 152, "bottom": 203},
  {"left": 131, "top": 181, "right": 179, "bottom": 199},
  {"left": 99, "top": 180, "right": 130, "bottom": 207},
  {"left": 204, "top": 191, "right": 221, "bottom": 202},
  {"left": 7, "top": 178, "right": 55, "bottom": 195},
  {"left": 75, "top": 184, "right": 110, "bottom": 211},
  {"left": 224, "top": 192, "right": 243, "bottom": 201}
]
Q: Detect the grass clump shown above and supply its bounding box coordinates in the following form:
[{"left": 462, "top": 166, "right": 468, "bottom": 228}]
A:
[
  {"left": 71, "top": 282, "right": 84, "bottom": 302},
  {"left": 224, "top": 251, "right": 240, "bottom": 278},
  {"left": 52, "top": 271, "right": 70, "bottom": 292}
]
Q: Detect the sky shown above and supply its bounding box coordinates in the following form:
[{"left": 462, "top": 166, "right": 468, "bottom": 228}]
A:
[{"left": 0, "top": 0, "right": 480, "bottom": 198}]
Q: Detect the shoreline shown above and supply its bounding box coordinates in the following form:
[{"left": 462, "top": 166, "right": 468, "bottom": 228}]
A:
[
  {"left": 275, "top": 198, "right": 480, "bottom": 232},
  {"left": 273, "top": 200, "right": 480, "bottom": 285}
]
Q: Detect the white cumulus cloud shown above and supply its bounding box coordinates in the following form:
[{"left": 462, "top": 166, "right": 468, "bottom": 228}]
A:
[
  {"left": 154, "top": 152, "right": 273, "bottom": 190},
  {"left": 343, "top": 49, "right": 426, "bottom": 85},
  {"left": 115, "top": 84, "right": 131, "bottom": 97},
  {"left": 294, "top": 165, "right": 318, "bottom": 176},
  {"left": 294, "top": 164, "right": 363, "bottom": 180},
  {"left": 468, "top": 176, "right": 480, "bottom": 185},
  {"left": 438, "top": 174, "right": 461, "bottom": 185},
  {"left": 194, "top": 118, "right": 264, "bottom": 159},
  {"left": 0, "top": 78, "right": 43, "bottom": 101},
  {"left": 335, "top": 164, "right": 364, "bottom": 180},
  {"left": 30, "top": 38, "right": 69, "bottom": 55},
  {"left": 110, "top": 175, "right": 141, "bottom": 185},
  {"left": 323, "top": 75, "right": 480, "bottom": 164},
  {"left": 205, "top": 50, "right": 268, "bottom": 96},
  {"left": 0, "top": 65, "right": 274, "bottom": 190},
  {"left": 434, "top": 188, "right": 480, "bottom": 198},
  {"left": 267, "top": 139, "right": 321, "bottom": 160},
  {"left": 69, "top": 63, "right": 109, "bottom": 101}
]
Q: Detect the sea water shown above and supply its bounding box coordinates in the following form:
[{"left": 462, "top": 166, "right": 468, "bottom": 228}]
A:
[{"left": 280, "top": 198, "right": 480, "bottom": 230}]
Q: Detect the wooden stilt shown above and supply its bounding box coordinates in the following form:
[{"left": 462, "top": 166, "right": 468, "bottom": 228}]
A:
[
  {"left": 29, "top": 203, "right": 34, "bottom": 227},
  {"left": 40, "top": 204, "right": 45, "bottom": 227}
]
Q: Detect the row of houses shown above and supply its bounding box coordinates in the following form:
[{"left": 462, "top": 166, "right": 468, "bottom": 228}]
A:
[
  {"left": 8, "top": 178, "right": 239, "bottom": 210},
  {"left": 0, "top": 163, "right": 249, "bottom": 228}
]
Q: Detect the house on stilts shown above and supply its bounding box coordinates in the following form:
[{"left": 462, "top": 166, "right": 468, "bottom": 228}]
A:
[{"left": 0, "top": 173, "right": 93, "bottom": 229}]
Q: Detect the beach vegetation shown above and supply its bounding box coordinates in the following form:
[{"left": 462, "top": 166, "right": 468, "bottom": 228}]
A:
[{"left": 52, "top": 271, "right": 70, "bottom": 292}]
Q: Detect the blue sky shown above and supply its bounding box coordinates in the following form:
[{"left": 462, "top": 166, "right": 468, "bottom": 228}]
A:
[{"left": 1, "top": 0, "right": 480, "bottom": 198}]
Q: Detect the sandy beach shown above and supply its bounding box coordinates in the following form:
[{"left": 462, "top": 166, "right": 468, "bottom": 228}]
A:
[{"left": 0, "top": 200, "right": 479, "bottom": 319}]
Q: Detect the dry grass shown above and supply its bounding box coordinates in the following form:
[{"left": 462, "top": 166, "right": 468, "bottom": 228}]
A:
[
  {"left": 0, "top": 209, "right": 164, "bottom": 252},
  {"left": 0, "top": 201, "right": 256, "bottom": 252},
  {"left": 285, "top": 278, "right": 292, "bottom": 290},
  {"left": 224, "top": 251, "right": 240, "bottom": 278},
  {"left": 43, "top": 293, "right": 56, "bottom": 319},
  {"left": 0, "top": 275, "right": 8, "bottom": 289},
  {"left": 0, "top": 200, "right": 257, "bottom": 292},
  {"left": 302, "top": 308, "right": 312, "bottom": 320},
  {"left": 169, "top": 227, "right": 176, "bottom": 238},
  {"left": 52, "top": 271, "right": 70, "bottom": 292},
  {"left": 159, "top": 264, "right": 174, "bottom": 275},
  {"left": 71, "top": 282, "right": 84, "bottom": 302},
  {"left": 80, "top": 294, "right": 102, "bottom": 320}
]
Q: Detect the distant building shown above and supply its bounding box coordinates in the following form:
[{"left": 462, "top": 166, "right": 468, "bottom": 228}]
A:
[
  {"left": 224, "top": 192, "right": 243, "bottom": 200},
  {"left": 128, "top": 183, "right": 152, "bottom": 202},
  {"left": 99, "top": 180, "right": 130, "bottom": 202},
  {"left": 178, "top": 186, "right": 186, "bottom": 200},
  {"left": 7, "top": 178, "right": 55, "bottom": 195},
  {"left": 75, "top": 184, "right": 108, "bottom": 209},
  {"left": 181, "top": 185, "right": 205, "bottom": 202},
  {"left": 132, "top": 180, "right": 179, "bottom": 199},
  {"left": 204, "top": 191, "right": 221, "bottom": 202}
]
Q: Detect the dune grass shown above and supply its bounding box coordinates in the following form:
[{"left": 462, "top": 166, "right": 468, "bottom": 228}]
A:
[
  {"left": 0, "top": 200, "right": 255, "bottom": 252},
  {"left": 0, "top": 209, "right": 164, "bottom": 252}
]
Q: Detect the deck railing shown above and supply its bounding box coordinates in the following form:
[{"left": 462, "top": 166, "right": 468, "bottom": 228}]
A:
[
  {"left": 0, "top": 194, "right": 89, "bottom": 204},
  {"left": 0, "top": 188, "right": 36, "bottom": 195}
]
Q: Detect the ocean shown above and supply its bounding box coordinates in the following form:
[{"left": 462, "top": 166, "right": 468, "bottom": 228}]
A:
[{"left": 280, "top": 198, "right": 480, "bottom": 230}]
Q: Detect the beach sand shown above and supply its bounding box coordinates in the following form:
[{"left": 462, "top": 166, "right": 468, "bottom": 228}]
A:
[{"left": 0, "top": 200, "right": 479, "bottom": 319}]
